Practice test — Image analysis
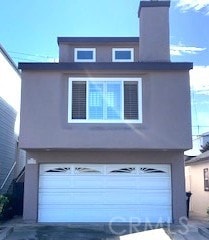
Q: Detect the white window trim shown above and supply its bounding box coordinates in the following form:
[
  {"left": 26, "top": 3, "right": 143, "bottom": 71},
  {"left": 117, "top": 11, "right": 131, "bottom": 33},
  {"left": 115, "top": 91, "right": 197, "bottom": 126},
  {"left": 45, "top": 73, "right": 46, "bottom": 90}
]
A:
[
  {"left": 68, "top": 77, "right": 142, "bottom": 124},
  {"left": 74, "top": 48, "right": 96, "bottom": 62},
  {"left": 112, "top": 48, "right": 134, "bottom": 62}
]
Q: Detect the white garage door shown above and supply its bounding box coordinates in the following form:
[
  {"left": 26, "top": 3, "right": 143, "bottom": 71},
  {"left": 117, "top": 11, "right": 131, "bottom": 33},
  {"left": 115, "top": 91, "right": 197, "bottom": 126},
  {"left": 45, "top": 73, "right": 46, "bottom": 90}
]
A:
[{"left": 38, "top": 164, "right": 172, "bottom": 223}]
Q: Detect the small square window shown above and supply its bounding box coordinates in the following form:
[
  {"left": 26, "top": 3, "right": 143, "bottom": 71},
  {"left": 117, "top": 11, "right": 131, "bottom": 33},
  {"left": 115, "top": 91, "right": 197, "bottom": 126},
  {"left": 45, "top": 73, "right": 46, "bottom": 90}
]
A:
[
  {"left": 74, "top": 48, "right": 96, "bottom": 62},
  {"left": 112, "top": 48, "right": 134, "bottom": 62}
]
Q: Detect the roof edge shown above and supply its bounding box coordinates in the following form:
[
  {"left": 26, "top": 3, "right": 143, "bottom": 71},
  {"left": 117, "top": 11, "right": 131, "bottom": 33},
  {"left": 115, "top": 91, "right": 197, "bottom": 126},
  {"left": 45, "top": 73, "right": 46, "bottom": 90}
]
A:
[
  {"left": 186, "top": 151, "right": 209, "bottom": 164},
  {"left": 0, "top": 44, "right": 20, "bottom": 75},
  {"left": 57, "top": 37, "right": 139, "bottom": 45},
  {"left": 18, "top": 62, "right": 193, "bottom": 71}
]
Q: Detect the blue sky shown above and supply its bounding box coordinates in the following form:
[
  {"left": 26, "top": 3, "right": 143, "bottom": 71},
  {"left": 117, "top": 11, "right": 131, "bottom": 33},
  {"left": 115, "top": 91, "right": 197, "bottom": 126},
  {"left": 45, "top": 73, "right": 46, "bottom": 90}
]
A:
[{"left": 0, "top": 0, "right": 209, "bottom": 154}]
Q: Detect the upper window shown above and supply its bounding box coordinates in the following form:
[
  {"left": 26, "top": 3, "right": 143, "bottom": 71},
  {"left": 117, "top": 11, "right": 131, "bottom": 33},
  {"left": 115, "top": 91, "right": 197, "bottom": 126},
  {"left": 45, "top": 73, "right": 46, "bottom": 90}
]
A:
[
  {"left": 112, "top": 48, "right": 134, "bottom": 62},
  {"left": 68, "top": 78, "right": 142, "bottom": 123},
  {"left": 74, "top": 48, "right": 96, "bottom": 62}
]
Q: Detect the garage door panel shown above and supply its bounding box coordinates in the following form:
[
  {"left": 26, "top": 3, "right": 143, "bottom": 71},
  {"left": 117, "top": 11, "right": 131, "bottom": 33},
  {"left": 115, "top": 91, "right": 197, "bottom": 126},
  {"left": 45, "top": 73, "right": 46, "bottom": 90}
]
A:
[
  {"left": 39, "top": 192, "right": 110, "bottom": 205},
  {"left": 105, "top": 176, "right": 170, "bottom": 189},
  {"left": 39, "top": 189, "right": 171, "bottom": 205},
  {"left": 38, "top": 164, "right": 172, "bottom": 223},
  {"left": 39, "top": 176, "right": 170, "bottom": 190},
  {"left": 104, "top": 177, "right": 147, "bottom": 188},
  {"left": 106, "top": 164, "right": 170, "bottom": 175},
  {"left": 39, "top": 191, "right": 139, "bottom": 205},
  {"left": 40, "top": 164, "right": 170, "bottom": 175},
  {"left": 72, "top": 176, "right": 106, "bottom": 188},
  {"left": 38, "top": 204, "right": 171, "bottom": 223},
  {"left": 39, "top": 176, "right": 73, "bottom": 188},
  {"left": 72, "top": 176, "right": 143, "bottom": 188},
  {"left": 133, "top": 177, "right": 171, "bottom": 190}
]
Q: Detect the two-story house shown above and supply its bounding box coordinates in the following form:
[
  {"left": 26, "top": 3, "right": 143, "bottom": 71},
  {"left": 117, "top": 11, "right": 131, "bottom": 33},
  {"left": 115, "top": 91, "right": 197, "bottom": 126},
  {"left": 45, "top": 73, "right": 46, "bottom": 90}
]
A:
[
  {"left": 0, "top": 44, "right": 25, "bottom": 195},
  {"left": 19, "top": 1, "right": 193, "bottom": 223}
]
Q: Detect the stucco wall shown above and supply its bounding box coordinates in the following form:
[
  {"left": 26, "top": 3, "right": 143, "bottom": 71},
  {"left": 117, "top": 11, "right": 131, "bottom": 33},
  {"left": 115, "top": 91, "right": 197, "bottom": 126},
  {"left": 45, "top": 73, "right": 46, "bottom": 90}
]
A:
[
  {"left": 19, "top": 69, "right": 191, "bottom": 150},
  {"left": 139, "top": 4, "right": 170, "bottom": 62},
  {"left": 59, "top": 43, "right": 139, "bottom": 63}
]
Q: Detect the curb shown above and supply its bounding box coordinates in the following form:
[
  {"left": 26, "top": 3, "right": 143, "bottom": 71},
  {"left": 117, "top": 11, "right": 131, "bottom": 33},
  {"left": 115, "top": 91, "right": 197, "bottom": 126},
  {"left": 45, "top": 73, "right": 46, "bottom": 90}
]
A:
[{"left": 0, "top": 227, "right": 13, "bottom": 240}]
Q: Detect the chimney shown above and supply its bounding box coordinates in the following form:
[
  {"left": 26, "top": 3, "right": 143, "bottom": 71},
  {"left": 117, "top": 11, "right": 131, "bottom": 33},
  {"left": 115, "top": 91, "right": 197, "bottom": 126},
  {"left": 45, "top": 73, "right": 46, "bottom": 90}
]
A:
[{"left": 138, "top": 1, "right": 171, "bottom": 62}]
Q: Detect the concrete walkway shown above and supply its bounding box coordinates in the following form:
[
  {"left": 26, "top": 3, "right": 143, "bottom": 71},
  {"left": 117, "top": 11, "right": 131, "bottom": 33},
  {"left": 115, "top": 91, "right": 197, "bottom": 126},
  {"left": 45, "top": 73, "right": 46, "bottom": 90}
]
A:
[{"left": 0, "top": 216, "right": 209, "bottom": 240}]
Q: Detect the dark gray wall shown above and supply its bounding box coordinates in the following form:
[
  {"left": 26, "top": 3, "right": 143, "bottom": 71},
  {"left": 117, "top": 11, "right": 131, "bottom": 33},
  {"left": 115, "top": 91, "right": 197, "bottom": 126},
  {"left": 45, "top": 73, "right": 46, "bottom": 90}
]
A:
[{"left": 19, "top": 69, "right": 192, "bottom": 150}]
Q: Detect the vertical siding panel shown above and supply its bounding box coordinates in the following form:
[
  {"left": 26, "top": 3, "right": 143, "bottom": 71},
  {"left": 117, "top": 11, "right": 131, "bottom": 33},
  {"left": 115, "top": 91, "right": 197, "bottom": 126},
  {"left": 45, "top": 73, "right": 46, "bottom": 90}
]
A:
[{"left": 0, "top": 97, "right": 17, "bottom": 193}]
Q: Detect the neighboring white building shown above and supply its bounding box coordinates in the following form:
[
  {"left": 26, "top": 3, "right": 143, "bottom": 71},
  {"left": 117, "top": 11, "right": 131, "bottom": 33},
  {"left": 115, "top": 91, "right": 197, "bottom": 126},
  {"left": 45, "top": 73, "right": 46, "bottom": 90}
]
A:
[
  {"left": 185, "top": 151, "right": 209, "bottom": 217},
  {"left": 0, "top": 45, "right": 21, "bottom": 117},
  {"left": 0, "top": 44, "right": 25, "bottom": 194}
]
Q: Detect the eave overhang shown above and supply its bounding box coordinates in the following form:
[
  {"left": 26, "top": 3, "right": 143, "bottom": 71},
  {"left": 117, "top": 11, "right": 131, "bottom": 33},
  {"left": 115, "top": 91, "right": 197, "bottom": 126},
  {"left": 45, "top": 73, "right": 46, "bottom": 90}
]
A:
[
  {"left": 18, "top": 62, "right": 193, "bottom": 72},
  {"left": 57, "top": 37, "right": 139, "bottom": 45},
  {"left": 0, "top": 44, "right": 20, "bottom": 75}
]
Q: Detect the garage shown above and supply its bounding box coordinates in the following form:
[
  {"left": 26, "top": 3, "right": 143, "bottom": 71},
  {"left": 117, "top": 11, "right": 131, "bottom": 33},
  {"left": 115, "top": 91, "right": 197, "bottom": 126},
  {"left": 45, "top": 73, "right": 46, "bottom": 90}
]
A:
[{"left": 38, "top": 164, "right": 172, "bottom": 223}]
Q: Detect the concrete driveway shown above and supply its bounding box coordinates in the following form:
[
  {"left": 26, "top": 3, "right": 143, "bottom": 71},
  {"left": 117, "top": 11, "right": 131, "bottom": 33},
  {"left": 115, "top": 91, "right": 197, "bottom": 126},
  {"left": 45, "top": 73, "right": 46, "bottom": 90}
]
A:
[
  {"left": 1, "top": 223, "right": 172, "bottom": 240},
  {"left": 1, "top": 217, "right": 209, "bottom": 240},
  {"left": 3, "top": 225, "right": 116, "bottom": 240}
]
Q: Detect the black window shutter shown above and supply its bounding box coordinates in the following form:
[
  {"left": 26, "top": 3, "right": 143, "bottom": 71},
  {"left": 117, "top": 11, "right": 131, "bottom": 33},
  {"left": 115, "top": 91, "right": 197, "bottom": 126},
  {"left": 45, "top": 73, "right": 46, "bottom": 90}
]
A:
[
  {"left": 124, "top": 81, "right": 138, "bottom": 120},
  {"left": 72, "top": 81, "right": 86, "bottom": 119}
]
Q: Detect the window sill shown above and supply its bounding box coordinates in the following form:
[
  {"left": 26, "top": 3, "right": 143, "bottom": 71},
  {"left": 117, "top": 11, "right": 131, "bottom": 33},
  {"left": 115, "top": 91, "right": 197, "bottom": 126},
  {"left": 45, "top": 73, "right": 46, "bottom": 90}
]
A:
[
  {"left": 65, "top": 122, "right": 145, "bottom": 130},
  {"left": 68, "top": 120, "right": 142, "bottom": 124}
]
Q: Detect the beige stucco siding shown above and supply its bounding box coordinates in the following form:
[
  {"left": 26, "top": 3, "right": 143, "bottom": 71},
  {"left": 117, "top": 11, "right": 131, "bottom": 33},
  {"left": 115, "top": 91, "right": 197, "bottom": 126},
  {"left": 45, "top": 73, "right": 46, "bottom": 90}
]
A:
[{"left": 186, "top": 162, "right": 209, "bottom": 217}]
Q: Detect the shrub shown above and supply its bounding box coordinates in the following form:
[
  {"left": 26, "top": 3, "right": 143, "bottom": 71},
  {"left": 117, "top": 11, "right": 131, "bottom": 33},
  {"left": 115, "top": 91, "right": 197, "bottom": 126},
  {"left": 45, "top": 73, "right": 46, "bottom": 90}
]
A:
[{"left": 0, "top": 194, "right": 14, "bottom": 220}]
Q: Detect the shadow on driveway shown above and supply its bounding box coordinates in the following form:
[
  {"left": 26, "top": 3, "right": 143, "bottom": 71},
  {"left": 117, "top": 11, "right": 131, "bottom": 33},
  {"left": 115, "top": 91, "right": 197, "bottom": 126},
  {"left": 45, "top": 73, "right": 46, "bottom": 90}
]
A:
[
  {"left": 4, "top": 224, "right": 130, "bottom": 240},
  {"left": 2, "top": 223, "right": 170, "bottom": 240}
]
